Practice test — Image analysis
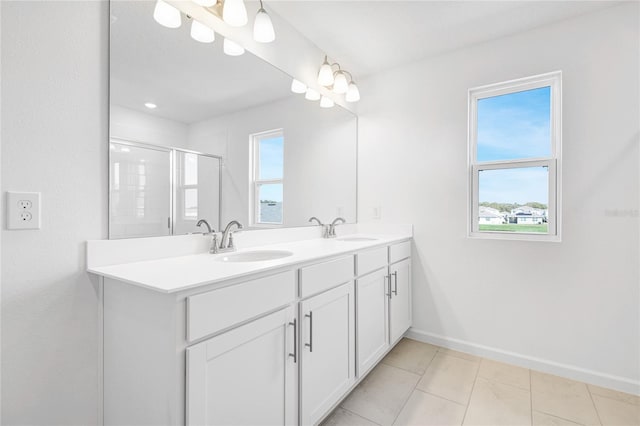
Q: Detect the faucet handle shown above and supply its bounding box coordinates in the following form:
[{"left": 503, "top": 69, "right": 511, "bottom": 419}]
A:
[{"left": 210, "top": 234, "right": 219, "bottom": 254}]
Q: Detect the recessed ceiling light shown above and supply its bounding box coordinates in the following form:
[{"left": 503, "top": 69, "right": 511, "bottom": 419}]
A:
[{"left": 144, "top": 102, "right": 157, "bottom": 109}]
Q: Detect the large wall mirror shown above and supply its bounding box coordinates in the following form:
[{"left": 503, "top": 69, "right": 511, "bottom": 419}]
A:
[{"left": 109, "top": 0, "right": 358, "bottom": 239}]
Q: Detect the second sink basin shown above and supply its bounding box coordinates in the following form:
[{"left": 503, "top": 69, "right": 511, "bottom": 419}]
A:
[
  {"left": 215, "top": 250, "right": 294, "bottom": 262},
  {"left": 337, "top": 236, "right": 379, "bottom": 242}
]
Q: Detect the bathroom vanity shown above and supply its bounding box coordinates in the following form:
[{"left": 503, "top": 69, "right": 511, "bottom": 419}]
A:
[{"left": 88, "top": 226, "right": 412, "bottom": 425}]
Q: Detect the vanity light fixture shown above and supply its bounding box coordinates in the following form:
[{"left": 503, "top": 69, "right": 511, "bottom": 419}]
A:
[
  {"left": 346, "top": 81, "right": 361, "bottom": 103},
  {"left": 290, "top": 79, "right": 307, "bottom": 94},
  {"left": 253, "top": 0, "right": 275, "bottom": 43},
  {"left": 144, "top": 102, "right": 158, "bottom": 109},
  {"left": 305, "top": 88, "right": 321, "bottom": 101},
  {"left": 190, "top": 19, "right": 215, "bottom": 43},
  {"left": 153, "top": 0, "right": 182, "bottom": 28},
  {"left": 223, "top": 38, "right": 245, "bottom": 56},
  {"left": 222, "top": 0, "right": 248, "bottom": 27},
  {"left": 317, "top": 56, "right": 334, "bottom": 87},
  {"left": 316, "top": 56, "right": 360, "bottom": 102},
  {"left": 320, "top": 96, "right": 335, "bottom": 108}
]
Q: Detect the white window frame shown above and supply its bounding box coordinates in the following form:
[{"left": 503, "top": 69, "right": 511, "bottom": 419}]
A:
[
  {"left": 468, "top": 71, "right": 562, "bottom": 242},
  {"left": 250, "top": 129, "right": 284, "bottom": 227}
]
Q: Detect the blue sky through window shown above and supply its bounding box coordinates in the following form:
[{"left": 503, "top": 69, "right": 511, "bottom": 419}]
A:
[
  {"left": 258, "top": 135, "right": 283, "bottom": 202},
  {"left": 477, "top": 86, "right": 550, "bottom": 162},
  {"left": 477, "top": 87, "right": 551, "bottom": 205}
]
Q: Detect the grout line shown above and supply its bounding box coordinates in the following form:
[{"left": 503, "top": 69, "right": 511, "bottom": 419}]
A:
[
  {"left": 388, "top": 350, "right": 438, "bottom": 426},
  {"left": 586, "top": 382, "right": 604, "bottom": 426},
  {"left": 460, "top": 356, "right": 482, "bottom": 425},
  {"left": 339, "top": 407, "right": 383, "bottom": 426},
  {"left": 530, "top": 369, "right": 533, "bottom": 426}
]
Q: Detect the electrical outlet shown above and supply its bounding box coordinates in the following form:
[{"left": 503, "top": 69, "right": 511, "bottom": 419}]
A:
[
  {"left": 372, "top": 206, "right": 382, "bottom": 220},
  {"left": 7, "top": 191, "right": 41, "bottom": 230},
  {"left": 18, "top": 199, "right": 33, "bottom": 209}
]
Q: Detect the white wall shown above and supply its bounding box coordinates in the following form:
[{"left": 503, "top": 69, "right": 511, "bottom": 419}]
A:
[
  {"left": 188, "top": 96, "right": 357, "bottom": 228},
  {"left": 359, "top": 3, "right": 640, "bottom": 393},
  {"left": 110, "top": 104, "right": 188, "bottom": 148},
  {"left": 1, "top": 1, "right": 107, "bottom": 424}
]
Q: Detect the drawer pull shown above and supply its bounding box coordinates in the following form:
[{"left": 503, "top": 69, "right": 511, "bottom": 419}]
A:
[
  {"left": 305, "top": 311, "right": 313, "bottom": 352},
  {"left": 392, "top": 271, "right": 398, "bottom": 296},
  {"left": 288, "top": 319, "right": 297, "bottom": 363}
]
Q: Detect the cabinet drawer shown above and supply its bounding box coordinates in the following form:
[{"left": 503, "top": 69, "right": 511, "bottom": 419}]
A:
[
  {"left": 187, "top": 270, "right": 295, "bottom": 342},
  {"left": 389, "top": 241, "right": 411, "bottom": 264},
  {"left": 300, "top": 256, "right": 354, "bottom": 298},
  {"left": 357, "top": 246, "right": 388, "bottom": 276}
]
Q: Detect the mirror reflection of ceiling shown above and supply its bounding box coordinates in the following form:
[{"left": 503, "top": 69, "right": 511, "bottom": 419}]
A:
[{"left": 110, "top": 0, "right": 291, "bottom": 124}]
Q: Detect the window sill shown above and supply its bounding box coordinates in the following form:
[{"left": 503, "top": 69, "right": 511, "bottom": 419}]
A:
[{"left": 468, "top": 231, "right": 561, "bottom": 242}]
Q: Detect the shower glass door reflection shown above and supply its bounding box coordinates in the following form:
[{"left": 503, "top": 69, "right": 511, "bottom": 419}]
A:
[{"left": 109, "top": 142, "right": 171, "bottom": 239}]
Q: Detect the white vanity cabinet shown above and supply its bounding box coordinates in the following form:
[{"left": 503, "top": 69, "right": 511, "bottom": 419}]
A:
[
  {"left": 355, "top": 247, "right": 390, "bottom": 376},
  {"left": 389, "top": 241, "right": 412, "bottom": 344},
  {"left": 389, "top": 257, "right": 412, "bottom": 343},
  {"left": 186, "top": 306, "right": 297, "bottom": 426},
  {"left": 355, "top": 242, "right": 412, "bottom": 377},
  {"left": 299, "top": 257, "right": 356, "bottom": 426},
  {"left": 97, "top": 236, "right": 412, "bottom": 426}
]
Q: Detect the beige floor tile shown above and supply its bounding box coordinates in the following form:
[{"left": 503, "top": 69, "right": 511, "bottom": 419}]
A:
[
  {"left": 592, "top": 394, "right": 640, "bottom": 426},
  {"left": 463, "top": 377, "right": 531, "bottom": 426},
  {"left": 321, "top": 407, "right": 380, "bottom": 426},
  {"left": 382, "top": 338, "right": 438, "bottom": 375},
  {"left": 438, "top": 347, "right": 481, "bottom": 362},
  {"left": 531, "top": 371, "right": 600, "bottom": 426},
  {"left": 393, "top": 389, "right": 466, "bottom": 426},
  {"left": 533, "top": 411, "right": 584, "bottom": 426},
  {"left": 341, "top": 363, "right": 420, "bottom": 426},
  {"left": 416, "top": 353, "right": 479, "bottom": 405},
  {"left": 478, "top": 358, "right": 530, "bottom": 391},
  {"left": 588, "top": 384, "right": 640, "bottom": 406}
]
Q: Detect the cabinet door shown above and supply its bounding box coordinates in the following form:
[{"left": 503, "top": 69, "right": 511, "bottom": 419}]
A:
[
  {"left": 356, "top": 268, "right": 389, "bottom": 376},
  {"left": 389, "top": 258, "right": 412, "bottom": 343},
  {"left": 300, "top": 282, "right": 355, "bottom": 425},
  {"left": 186, "top": 306, "right": 297, "bottom": 426}
]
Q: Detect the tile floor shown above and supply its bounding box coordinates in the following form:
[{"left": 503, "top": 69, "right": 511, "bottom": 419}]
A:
[{"left": 322, "top": 338, "right": 640, "bottom": 426}]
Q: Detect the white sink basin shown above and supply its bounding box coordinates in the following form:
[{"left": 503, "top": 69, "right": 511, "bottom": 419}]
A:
[
  {"left": 215, "top": 250, "right": 294, "bottom": 262},
  {"left": 337, "top": 236, "right": 379, "bottom": 242}
]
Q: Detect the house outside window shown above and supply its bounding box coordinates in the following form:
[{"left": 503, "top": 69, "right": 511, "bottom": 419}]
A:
[
  {"left": 251, "top": 129, "right": 284, "bottom": 226},
  {"left": 468, "top": 71, "right": 562, "bottom": 241}
]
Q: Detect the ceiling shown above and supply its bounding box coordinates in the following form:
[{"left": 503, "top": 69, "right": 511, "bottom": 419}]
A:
[
  {"left": 268, "top": 1, "right": 621, "bottom": 79},
  {"left": 110, "top": 0, "right": 292, "bottom": 123}
]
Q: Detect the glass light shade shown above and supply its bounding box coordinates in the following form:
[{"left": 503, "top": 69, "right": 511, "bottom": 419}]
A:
[
  {"left": 193, "top": 0, "right": 217, "bottom": 6},
  {"left": 320, "top": 96, "right": 335, "bottom": 108},
  {"left": 223, "top": 38, "right": 245, "bottom": 56},
  {"left": 153, "top": 0, "right": 181, "bottom": 28},
  {"left": 317, "top": 60, "right": 334, "bottom": 87},
  {"left": 190, "top": 20, "right": 215, "bottom": 43},
  {"left": 346, "top": 82, "right": 361, "bottom": 102},
  {"left": 222, "top": 0, "right": 248, "bottom": 27},
  {"left": 291, "top": 79, "right": 307, "bottom": 94},
  {"left": 305, "top": 88, "right": 321, "bottom": 101},
  {"left": 253, "top": 8, "right": 275, "bottom": 43},
  {"left": 333, "top": 71, "right": 349, "bottom": 94}
]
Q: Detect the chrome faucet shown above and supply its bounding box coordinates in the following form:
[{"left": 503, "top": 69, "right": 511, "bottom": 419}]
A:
[
  {"left": 196, "top": 219, "right": 213, "bottom": 235},
  {"left": 328, "top": 217, "right": 346, "bottom": 238},
  {"left": 218, "top": 220, "right": 243, "bottom": 253},
  {"left": 309, "top": 216, "right": 330, "bottom": 238},
  {"left": 196, "top": 219, "right": 218, "bottom": 254}
]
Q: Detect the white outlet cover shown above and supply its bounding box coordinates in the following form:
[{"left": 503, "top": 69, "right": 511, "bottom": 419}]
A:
[{"left": 7, "top": 191, "right": 41, "bottom": 230}]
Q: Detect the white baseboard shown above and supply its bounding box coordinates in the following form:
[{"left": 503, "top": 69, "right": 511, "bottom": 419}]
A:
[{"left": 406, "top": 327, "right": 640, "bottom": 396}]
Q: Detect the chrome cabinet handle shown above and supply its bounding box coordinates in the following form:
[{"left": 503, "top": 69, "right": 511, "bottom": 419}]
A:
[
  {"left": 385, "top": 274, "right": 392, "bottom": 298},
  {"left": 288, "top": 319, "right": 297, "bottom": 363},
  {"left": 392, "top": 271, "right": 398, "bottom": 296},
  {"left": 305, "top": 312, "right": 313, "bottom": 352}
]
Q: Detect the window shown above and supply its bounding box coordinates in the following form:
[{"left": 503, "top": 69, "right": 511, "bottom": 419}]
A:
[
  {"left": 468, "top": 72, "right": 561, "bottom": 241},
  {"left": 251, "top": 130, "right": 284, "bottom": 226}
]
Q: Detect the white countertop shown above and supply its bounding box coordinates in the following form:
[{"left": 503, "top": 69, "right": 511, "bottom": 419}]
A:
[{"left": 88, "top": 233, "right": 411, "bottom": 294}]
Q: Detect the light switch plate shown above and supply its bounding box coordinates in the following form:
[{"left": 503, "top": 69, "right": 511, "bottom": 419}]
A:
[{"left": 7, "top": 191, "right": 41, "bottom": 230}]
